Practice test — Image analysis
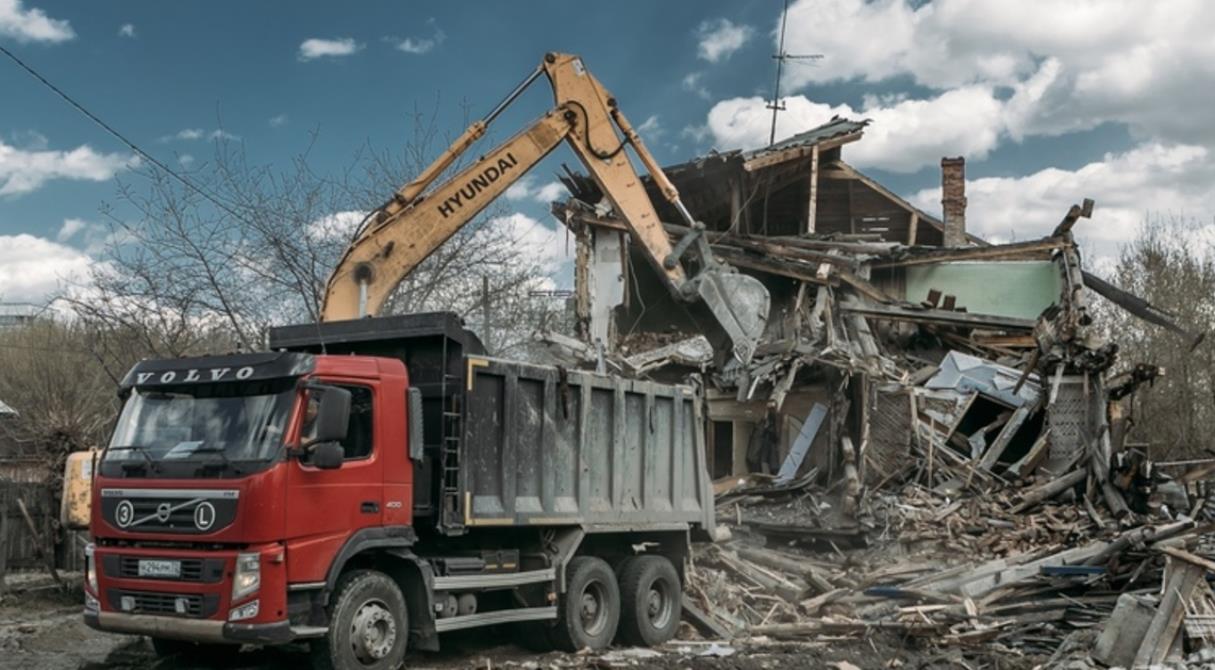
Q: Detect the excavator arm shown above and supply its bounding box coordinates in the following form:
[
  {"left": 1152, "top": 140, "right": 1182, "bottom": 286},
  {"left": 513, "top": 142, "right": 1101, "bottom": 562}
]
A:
[{"left": 321, "top": 52, "right": 769, "bottom": 362}]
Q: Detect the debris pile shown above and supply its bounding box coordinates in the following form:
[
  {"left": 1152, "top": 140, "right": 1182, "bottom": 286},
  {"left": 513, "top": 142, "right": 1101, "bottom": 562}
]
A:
[
  {"left": 546, "top": 120, "right": 1213, "bottom": 666},
  {"left": 685, "top": 430, "right": 1215, "bottom": 667}
]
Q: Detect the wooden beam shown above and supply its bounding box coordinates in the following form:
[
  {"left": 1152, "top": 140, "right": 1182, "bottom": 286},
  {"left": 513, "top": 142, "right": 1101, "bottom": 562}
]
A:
[
  {"left": 1134, "top": 560, "right": 1205, "bottom": 667},
  {"left": 741, "top": 133, "right": 862, "bottom": 172},
  {"left": 873, "top": 238, "right": 1066, "bottom": 268},
  {"left": 907, "top": 212, "right": 919, "bottom": 246},
  {"left": 841, "top": 301, "right": 1036, "bottom": 331},
  {"left": 805, "top": 145, "right": 819, "bottom": 235}
]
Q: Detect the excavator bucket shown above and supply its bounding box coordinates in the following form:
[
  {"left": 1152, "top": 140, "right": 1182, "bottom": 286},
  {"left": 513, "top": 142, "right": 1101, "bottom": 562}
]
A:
[{"left": 693, "top": 269, "right": 770, "bottom": 364}]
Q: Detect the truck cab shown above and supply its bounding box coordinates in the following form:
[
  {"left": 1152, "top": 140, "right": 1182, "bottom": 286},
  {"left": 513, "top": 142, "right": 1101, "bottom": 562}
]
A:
[{"left": 85, "top": 313, "right": 714, "bottom": 669}]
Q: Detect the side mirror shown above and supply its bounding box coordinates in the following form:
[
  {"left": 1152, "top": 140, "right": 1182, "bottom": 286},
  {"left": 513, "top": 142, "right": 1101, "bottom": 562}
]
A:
[
  {"left": 311, "top": 386, "right": 351, "bottom": 444},
  {"left": 310, "top": 442, "right": 345, "bottom": 470}
]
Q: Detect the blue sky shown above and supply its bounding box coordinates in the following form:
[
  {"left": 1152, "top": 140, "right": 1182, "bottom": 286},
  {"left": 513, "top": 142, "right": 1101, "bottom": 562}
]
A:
[{"left": 3, "top": 0, "right": 1214, "bottom": 303}]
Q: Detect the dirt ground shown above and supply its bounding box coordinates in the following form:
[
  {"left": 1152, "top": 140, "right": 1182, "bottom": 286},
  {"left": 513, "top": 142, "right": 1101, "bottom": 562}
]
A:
[{"left": 0, "top": 572, "right": 1035, "bottom": 670}]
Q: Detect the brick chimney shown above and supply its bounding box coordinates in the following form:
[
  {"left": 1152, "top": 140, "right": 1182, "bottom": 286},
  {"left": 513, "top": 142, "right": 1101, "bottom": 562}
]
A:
[{"left": 940, "top": 156, "right": 967, "bottom": 247}]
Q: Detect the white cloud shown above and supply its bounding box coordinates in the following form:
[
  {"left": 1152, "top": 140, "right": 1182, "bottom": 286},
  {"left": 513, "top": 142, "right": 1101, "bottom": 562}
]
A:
[
  {"left": 534, "top": 181, "right": 567, "bottom": 203},
  {"left": 298, "top": 37, "right": 361, "bottom": 61},
  {"left": 52, "top": 217, "right": 130, "bottom": 254},
  {"left": 396, "top": 30, "right": 445, "bottom": 55},
  {"left": 269, "top": 114, "right": 288, "bottom": 128},
  {"left": 118, "top": 23, "right": 135, "bottom": 38},
  {"left": 158, "top": 128, "right": 239, "bottom": 143},
  {"left": 177, "top": 154, "right": 194, "bottom": 167},
  {"left": 57, "top": 217, "right": 87, "bottom": 242},
  {"left": 488, "top": 213, "right": 569, "bottom": 273},
  {"left": 160, "top": 128, "right": 203, "bottom": 142},
  {"left": 696, "top": 18, "right": 754, "bottom": 63},
  {"left": 0, "top": 139, "right": 136, "bottom": 196},
  {"left": 778, "top": 0, "right": 1215, "bottom": 145},
  {"left": 505, "top": 176, "right": 566, "bottom": 204},
  {"left": 637, "top": 115, "right": 663, "bottom": 141},
  {"left": 0, "top": 234, "right": 93, "bottom": 303},
  {"left": 908, "top": 142, "right": 1215, "bottom": 257},
  {"left": 0, "top": 0, "right": 74, "bottom": 43},
  {"left": 703, "top": 85, "right": 1006, "bottom": 173},
  {"left": 682, "top": 72, "right": 710, "bottom": 100},
  {"left": 307, "top": 210, "right": 367, "bottom": 242}
]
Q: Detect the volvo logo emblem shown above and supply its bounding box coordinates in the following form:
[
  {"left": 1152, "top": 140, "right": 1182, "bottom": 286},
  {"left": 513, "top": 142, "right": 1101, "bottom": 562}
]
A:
[
  {"left": 156, "top": 503, "right": 172, "bottom": 522},
  {"left": 194, "top": 502, "right": 216, "bottom": 531},
  {"left": 115, "top": 500, "right": 134, "bottom": 528}
]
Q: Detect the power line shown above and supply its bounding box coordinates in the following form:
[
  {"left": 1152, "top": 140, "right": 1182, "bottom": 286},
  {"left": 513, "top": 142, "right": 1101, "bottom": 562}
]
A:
[{"left": 0, "top": 43, "right": 253, "bottom": 224}]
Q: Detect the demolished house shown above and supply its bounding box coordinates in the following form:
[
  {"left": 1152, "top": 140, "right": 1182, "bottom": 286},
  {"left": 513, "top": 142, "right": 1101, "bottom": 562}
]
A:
[{"left": 540, "top": 118, "right": 1215, "bottom": 666}]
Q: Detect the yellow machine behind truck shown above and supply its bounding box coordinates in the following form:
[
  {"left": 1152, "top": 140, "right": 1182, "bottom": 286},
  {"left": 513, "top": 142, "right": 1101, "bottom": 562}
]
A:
[{"left": 321, "top": 51, "right": 769, "bottom": 363}]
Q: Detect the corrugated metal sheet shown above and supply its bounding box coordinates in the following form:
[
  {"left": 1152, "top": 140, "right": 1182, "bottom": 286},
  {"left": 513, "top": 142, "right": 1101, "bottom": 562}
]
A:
[{"left": 744, "top": 116, "right": 869, "bottom": 160}]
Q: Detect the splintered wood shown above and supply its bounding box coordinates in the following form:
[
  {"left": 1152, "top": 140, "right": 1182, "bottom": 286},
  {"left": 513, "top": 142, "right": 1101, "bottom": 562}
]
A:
[{"left": 688, "top": 445, "right": 1215, "bottom": 666}]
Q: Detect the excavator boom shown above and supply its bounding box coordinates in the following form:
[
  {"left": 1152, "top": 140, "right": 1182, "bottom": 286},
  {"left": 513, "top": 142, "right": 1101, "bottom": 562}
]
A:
[{"left": 321, "top": 52, "right": 769, "bottom": 362}]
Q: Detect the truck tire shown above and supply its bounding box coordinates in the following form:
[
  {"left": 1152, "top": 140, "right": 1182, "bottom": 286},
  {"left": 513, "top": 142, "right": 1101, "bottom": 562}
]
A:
[
  {"left": 616, "top": 555, "right": 681, "bottom": 647},
  {"left": 150, "top": 638, "right": 238, "bottom": 665},
  {"left": 310, "top": 570, "right": 408, "bottom": 670},
  {"left": 551, "top": 556, "right": 620, "bottom": 652}
]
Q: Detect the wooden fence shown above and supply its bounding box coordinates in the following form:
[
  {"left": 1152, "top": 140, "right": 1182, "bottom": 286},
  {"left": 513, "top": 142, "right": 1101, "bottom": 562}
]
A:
[{"left": 0, "top": 481, "right": 85, "bottom": 584}]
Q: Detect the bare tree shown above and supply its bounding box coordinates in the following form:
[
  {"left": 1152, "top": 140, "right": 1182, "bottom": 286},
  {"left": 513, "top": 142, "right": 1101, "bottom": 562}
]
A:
[
  {"left": 1093, "top": 214, "right": 1215, "bottom": 460},
  {"left": 67, "top": 103, "right": 572, "bottom": 359},
  {"left": 0, "top": 321, "right": 124, "bottom": 486}
]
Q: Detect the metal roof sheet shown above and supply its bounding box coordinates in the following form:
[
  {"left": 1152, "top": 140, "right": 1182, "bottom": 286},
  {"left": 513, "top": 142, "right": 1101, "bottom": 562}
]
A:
[{"left": 744, "top": 116, "right": 869, "bottom": 160}]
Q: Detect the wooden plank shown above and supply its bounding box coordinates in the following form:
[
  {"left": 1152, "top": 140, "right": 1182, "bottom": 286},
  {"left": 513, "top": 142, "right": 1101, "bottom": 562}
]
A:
[
  {"left": 1011, "top": 467, "right": 1087, "bottom": 512},
  {"left": 873, "top": 238, "right": 1066, "bottom": 268},
  {"left": 1134, "top": 560, "right": 1205, "bottom": 667},
  {"left": 1006, "top": 428, "right": 1051, "bottom": 478},
  {"left": 1156, "top": 545, "right": 1215, "bottom": 573},
  {"left": 907, "top": 212, "right": 918, "bottom": 246},
  {"left": 977, "top": 404, "right": 1032, "bottom": 472},
  {"left": 741, "top": 133, "right": 862, "bottom": 172},
  {"left": 0, "top": 489, "right": 7, "bottom": 593},
  {"left": 841, "top": 301, "right": 1036, "bottom": 331},
  {"left": 682, "top": 594, "right": 733, "bottom": 639},
  {"left": 806, "top": 145, "right": 819, "bottom": 235}
]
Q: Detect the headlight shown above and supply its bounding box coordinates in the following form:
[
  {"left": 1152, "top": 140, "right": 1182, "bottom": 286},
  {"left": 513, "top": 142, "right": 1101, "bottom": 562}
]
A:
[
  {"left": 84, "top": 543, "right": 98, "bottom": 594},
  {"left": 232, "top": 552, "right": 260, "bottom": 602},
  {"left": 229, "top": 599, "right": 259, "bottom": 622}
]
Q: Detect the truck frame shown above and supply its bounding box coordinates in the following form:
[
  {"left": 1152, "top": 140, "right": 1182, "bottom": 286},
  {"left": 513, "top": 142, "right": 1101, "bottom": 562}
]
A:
[{"left": 84, "top": 313, "right": 715, "bottom": 669}]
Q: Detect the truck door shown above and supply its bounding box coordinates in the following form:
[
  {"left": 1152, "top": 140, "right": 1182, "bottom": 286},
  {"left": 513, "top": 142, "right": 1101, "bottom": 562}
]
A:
[{"left": 284, "top": 382, "right": 384, "bottom": 583}]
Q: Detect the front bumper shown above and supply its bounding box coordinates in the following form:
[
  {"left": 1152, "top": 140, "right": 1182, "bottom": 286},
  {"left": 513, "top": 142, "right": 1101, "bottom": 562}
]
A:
[{"left": 84, "top": 610, "right": 293, "bottom": 645}]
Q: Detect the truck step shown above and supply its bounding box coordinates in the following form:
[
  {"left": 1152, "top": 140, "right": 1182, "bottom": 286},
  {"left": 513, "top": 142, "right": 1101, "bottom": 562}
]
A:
[
  {"left": 433, "top": 606, "right": 556, "bottom": 633},
  {"left": 432, "top": 567, "right": 555, "bottom": 591},
  {"left": 290, "top": 625, "right": 328, "bottom": 639}
]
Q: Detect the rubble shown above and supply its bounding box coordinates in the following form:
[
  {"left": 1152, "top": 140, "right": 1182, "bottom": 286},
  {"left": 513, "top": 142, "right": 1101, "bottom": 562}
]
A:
[{"left": 540, "top": 118, "right": 1214, "bottom": 667}]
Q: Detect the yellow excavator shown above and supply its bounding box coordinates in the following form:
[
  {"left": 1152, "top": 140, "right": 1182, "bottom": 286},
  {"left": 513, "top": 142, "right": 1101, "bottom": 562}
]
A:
[{"left": 320, "top": 52, "right": 770, "bottom": 363}]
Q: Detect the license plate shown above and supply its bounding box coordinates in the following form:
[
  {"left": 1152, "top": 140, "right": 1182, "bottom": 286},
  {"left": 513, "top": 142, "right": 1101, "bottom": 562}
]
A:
[{"left": 138, "top": 559, "right": 181, "bottom": 578}]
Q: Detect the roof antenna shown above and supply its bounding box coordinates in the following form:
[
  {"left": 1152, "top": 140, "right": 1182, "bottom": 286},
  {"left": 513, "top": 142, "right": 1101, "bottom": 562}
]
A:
[{"left": 767, "top": 0, "right": 822, "bottom": 147}]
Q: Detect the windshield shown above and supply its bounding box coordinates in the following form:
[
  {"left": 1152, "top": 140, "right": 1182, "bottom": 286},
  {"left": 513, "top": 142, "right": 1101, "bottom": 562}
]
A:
[{"left": 105, "top": 380, "right": 295, "bottom": 472}]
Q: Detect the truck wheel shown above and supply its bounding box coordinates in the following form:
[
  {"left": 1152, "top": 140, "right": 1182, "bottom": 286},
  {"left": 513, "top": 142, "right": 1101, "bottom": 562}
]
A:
[
  {"left": 616, "top": 555, "right": 681, "bottom": 647},
  {"left": 311, "top": 570, "right": 408, "bottom": 670},
  {"left": 551, "top": 556, "right": 620, "bottom": 652}
]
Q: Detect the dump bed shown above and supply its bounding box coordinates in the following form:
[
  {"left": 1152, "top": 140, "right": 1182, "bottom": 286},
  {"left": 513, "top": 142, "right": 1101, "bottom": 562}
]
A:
[
  {"left": 461, "top": 356, "right": 713, "bottom": 531},
  {"left": 269, "top": 313, "right": 715, "bottom": 536}
]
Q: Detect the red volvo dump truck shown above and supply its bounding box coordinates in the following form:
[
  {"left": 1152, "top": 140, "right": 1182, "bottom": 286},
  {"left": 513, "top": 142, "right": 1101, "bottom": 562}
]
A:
[{"left": 84, "top": 313, "right": 714, "bottom": 669}]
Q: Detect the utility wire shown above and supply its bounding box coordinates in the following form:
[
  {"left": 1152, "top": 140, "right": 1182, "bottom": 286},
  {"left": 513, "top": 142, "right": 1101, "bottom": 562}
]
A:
[{"left": 0, "top": 43, "right": 253, "bottom": 224}]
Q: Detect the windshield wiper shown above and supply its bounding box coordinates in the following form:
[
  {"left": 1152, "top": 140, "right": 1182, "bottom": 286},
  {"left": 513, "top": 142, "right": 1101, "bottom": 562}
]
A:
[
  {"left": 108, "top": 445, "right": 159, "bottom": 473},
  {"left": 188, "top": 446, "right": 241, "bottom": 475}
]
